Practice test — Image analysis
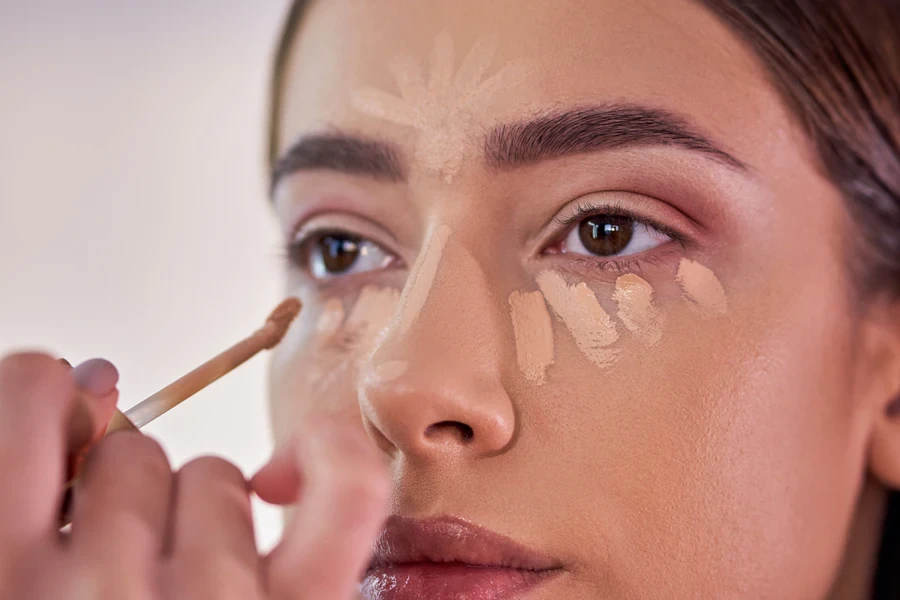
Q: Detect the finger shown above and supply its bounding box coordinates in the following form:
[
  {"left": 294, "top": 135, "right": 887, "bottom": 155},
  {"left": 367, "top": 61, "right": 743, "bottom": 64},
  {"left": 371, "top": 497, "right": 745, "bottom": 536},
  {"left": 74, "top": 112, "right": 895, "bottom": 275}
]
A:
[
  {"left": 265, "top": 416, "right": 389, "bottom": 600},
  {"left": 69, "top": 358, "right": 120, "bottom": 443},
  {"left": 250, "top": 440, "right": 303, "bottom": 505},
  {"left": 0, "top": 352, "right": 77, "bottom": 544},
  {"left": 69, "top": 432, "right": 173, "bottom": 570},
  {"left": 163, "top": 457, "right": 263, "bottom": 599}
]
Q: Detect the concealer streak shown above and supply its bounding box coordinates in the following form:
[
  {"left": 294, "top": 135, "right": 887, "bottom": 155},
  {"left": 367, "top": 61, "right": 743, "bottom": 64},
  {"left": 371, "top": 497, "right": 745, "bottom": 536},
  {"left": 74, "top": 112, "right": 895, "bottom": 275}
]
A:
[
  {"left": 509, "top": 291, "right": 555, "bottom": 384},
  {"left": 613, "top": 274, "right": 664, "bottom": 346},
  {"left": 347, "top": 286, "right": 401, "bottom": 349},
  {"left": 536, "top": 271, "right": 619, "bottom": 368},
  {"left": 352, "top": 32, "right": 524, "bottom": 183},
  {"left": 317, "top": 298, "right": 345, "bottom": 336},
  {"left": 373, "top": 360, "right": 409, "bottom": 383},
  {"left": 676, "top": 259, "right": 727, "bottom": 317},
  {"left": 395, "top": 224, "right": 453, "bottom": 334}
]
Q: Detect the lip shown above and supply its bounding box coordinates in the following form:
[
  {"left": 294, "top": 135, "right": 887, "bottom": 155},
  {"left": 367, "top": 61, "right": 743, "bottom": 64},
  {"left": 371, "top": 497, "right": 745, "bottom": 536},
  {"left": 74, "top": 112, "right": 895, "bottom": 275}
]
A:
[{"left": 361, "top": 515, "right": 563, "bottom": 600}]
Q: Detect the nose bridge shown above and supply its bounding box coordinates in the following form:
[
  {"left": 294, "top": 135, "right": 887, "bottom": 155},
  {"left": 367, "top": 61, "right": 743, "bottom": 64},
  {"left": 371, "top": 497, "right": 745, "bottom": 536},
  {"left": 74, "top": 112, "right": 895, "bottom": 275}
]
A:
[{"left": 359, "top": 224, "right": 515, "bottom": 459}]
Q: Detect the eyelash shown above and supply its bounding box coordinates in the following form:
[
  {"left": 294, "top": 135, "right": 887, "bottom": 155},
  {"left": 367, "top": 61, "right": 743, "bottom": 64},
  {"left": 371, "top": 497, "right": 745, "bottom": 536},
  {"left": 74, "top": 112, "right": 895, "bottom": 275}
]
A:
[
  {"left": 283, "top": 202, "right": 688, "bottom": 280},
  {"left": 546, "top": 200, "right": 688, "bottom": 273}
]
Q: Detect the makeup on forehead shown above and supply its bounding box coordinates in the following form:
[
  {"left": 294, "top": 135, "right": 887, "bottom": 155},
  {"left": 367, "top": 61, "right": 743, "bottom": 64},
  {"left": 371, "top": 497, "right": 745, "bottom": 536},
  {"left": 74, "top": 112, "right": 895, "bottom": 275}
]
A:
[{"left": 270, "top": 103, "right": 749, "bottom": 191}]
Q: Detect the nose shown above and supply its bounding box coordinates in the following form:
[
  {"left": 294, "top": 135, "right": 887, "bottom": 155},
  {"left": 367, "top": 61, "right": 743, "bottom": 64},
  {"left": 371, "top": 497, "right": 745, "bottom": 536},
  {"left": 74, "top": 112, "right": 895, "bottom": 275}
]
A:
[{"left": 358, "top": 228, "right": 516, "bottom": 462}]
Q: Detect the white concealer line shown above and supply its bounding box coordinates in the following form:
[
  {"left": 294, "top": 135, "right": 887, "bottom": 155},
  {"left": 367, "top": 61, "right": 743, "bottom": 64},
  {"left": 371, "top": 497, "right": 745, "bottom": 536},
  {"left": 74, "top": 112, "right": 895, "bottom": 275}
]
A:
[
  {"left": 676, "top": 258, "right": 727, "bottom": 317},
  {"left": 536, "top": 271, "right": 619, "bottom": 368},
  {"left": 394, "top": 224, "right": 453, "bottom": 334},
  {"left": 508, "top": 290, "right": 555, "bottom": 384},
  {"left": 613, "top": 274, "right": 664, "bottom": 346}
]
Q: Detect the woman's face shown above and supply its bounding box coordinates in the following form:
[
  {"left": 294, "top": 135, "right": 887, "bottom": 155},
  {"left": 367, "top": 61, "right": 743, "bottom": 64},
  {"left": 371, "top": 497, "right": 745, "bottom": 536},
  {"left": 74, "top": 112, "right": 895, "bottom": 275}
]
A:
[{"left": 268, "top": 0, "right": 882, "bottom": 597}]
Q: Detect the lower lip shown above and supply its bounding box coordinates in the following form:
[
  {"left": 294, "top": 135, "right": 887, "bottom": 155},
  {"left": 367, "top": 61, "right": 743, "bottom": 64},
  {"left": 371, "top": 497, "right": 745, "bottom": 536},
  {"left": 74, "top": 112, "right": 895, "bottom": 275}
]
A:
[{"left": 361, "top": 564, "right": 560, "bottom": 600}]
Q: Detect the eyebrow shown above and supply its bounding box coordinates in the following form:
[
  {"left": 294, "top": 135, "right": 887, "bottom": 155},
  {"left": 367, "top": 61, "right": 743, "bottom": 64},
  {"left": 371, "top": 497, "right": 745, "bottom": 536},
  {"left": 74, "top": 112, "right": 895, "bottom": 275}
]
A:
[
  {"left": 270, "top": 133, "right": 406, "bottom": 192},
  {"left": 484, "top": 104, "right": 747, "bottom": 172}
]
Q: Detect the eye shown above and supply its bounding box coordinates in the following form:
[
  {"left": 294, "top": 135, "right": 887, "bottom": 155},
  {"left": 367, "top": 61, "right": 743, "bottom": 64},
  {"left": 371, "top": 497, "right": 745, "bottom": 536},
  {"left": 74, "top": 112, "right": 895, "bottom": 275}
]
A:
[
  {"left": 560, "top": 214, "right": 672, "bottom": 258},
  {"left": 291, "top": 231, "right": 395, "bottom": 279}
]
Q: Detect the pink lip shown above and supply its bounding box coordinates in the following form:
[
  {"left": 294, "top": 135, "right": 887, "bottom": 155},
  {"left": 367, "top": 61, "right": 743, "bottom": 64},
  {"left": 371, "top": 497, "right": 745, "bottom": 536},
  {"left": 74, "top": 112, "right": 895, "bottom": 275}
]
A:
[{"left": 361, "top": 515, "right": 563, "bottom": 600}]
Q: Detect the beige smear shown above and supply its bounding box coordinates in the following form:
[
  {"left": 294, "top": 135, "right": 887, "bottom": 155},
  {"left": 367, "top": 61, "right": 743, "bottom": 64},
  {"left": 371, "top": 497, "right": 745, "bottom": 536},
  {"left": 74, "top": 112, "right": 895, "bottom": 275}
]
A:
[
  {"left": 317, "top": 298, "right": 345, "bottom": 336},
  {"left": 508, "top": 291, "right": 555, "bottom": 384},
  {"left": 394, "top": 224, "right": 453, "bottom": 334},
  {"left": 347, "top": 286, "right": 402, "bottom": 348},
  {"left": 373, "top": 360, "right": 409, "bottom": 383},
  {"left": 352, "top": 32, "right": 525, "bottom": 183},
  {"left": 613, "top": 274, "right": 664, "bottom": 346},
  {"left": 676, "top": 259, "right": 727, "bottom": 317},
  {"left": 536, "top": 271, "right": 619, "bottom": 368}
]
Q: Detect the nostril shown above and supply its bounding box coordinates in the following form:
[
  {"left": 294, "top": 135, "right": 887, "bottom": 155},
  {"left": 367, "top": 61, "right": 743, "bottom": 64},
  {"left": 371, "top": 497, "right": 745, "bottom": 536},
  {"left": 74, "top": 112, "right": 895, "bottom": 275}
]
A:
[{"left": 426, "top": 421, "right": 475, "bottom": 442}]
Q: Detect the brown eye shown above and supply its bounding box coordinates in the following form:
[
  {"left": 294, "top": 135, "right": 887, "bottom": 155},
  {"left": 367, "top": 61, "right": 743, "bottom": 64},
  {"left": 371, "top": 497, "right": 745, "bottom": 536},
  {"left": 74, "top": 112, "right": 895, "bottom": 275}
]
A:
[
  {"left": 292, "top": 231, "right": 395, "bottom": 279},
  {"left": 318, "top": 234, "right": 360, "bottom": 274},
  {"left": 577, "top": 215, "right": 635, "bottom": 256}
]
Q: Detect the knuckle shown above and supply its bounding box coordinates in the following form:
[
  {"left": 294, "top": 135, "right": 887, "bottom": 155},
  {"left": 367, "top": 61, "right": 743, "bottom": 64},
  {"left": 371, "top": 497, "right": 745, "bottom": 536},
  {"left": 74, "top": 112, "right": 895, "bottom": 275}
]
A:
[
  {"left": 180, "top": 456, "right": 245, "bottom": 487},
  {"left": 87, "top": 432, "right": 170, "bottom": 482},
  {"left": 0, "top": 352, "right": 69, "bottom": 399}
]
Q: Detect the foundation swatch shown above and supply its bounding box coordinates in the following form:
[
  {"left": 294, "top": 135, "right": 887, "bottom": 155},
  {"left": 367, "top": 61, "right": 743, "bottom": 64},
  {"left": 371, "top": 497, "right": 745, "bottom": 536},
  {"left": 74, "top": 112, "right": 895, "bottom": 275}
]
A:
[
  {"left": 508, "top": 290, "right": 555, "bottom": 384},
  {"left": 676, "top": 259, "right": 727, "bottom": 317},
  {"left": 613, "top": 274, "right": 664, "bottom": 346},
  {"left": 394, "top": 224, "right": 453, "bottom": 334},
  {"left": 536, "top": 271, "right": 619, "bottom": 368},
  {"left": 352, "top": 33, "right": 523, "bottom": 182}
]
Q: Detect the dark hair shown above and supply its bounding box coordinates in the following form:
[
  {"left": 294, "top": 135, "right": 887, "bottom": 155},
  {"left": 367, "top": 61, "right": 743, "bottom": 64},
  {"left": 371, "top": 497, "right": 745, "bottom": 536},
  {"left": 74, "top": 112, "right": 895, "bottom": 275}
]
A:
[{"left": 268, "top": 0, "right": 900, "bottom": 596}]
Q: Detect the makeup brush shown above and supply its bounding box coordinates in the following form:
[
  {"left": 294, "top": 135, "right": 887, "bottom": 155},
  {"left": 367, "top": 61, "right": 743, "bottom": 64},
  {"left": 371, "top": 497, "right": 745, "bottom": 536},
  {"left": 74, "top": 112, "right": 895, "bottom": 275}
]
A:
[{"left": 60, "top": 297, "right": 301, "bottom": 526}]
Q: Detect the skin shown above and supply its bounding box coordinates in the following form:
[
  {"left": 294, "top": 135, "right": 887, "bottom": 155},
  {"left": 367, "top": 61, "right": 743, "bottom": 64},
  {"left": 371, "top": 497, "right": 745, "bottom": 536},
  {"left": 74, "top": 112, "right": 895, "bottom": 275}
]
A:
[{"left": 269, "top": 0, "right": 900, "bottom": 598}]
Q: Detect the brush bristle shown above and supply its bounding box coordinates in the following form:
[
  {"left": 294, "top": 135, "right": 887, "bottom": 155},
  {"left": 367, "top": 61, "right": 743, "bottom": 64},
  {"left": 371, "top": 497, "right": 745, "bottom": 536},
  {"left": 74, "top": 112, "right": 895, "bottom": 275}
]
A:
[{"left": 263, "top": 297, "right": 303, "bottom": 347}]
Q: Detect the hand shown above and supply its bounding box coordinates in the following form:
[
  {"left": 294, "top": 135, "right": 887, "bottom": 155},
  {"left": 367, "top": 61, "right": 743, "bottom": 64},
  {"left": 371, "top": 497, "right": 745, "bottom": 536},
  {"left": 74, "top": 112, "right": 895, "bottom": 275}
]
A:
[{"left": 0, "top": 352, "right": 389, "bottom": 600}]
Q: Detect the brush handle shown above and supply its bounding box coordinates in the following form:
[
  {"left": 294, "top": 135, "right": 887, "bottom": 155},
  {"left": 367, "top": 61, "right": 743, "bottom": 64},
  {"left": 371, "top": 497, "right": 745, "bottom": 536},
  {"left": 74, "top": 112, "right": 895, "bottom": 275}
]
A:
[{"left": 124, "top": 328, "right": 270, "bottom": 429}]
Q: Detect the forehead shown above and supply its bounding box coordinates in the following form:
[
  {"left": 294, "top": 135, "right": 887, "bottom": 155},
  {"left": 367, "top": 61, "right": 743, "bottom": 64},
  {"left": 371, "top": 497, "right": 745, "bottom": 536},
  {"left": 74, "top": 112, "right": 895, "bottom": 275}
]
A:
[{"left": 277, "top": 0, "right": 787, "bottom": 169}]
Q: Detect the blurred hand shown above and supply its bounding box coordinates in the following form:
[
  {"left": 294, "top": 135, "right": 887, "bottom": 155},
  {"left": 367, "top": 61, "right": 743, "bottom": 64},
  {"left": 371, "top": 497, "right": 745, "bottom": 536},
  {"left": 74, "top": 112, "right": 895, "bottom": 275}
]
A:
[{"left": 0, "top": 351, "right": 388, "bottom": 600}]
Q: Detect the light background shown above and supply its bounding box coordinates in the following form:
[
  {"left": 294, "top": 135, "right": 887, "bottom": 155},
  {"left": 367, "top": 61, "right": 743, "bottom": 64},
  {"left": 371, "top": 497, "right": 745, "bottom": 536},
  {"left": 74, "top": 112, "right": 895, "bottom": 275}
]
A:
[{"left": 0, "top": 0, "right": 292, "bottom": 550}]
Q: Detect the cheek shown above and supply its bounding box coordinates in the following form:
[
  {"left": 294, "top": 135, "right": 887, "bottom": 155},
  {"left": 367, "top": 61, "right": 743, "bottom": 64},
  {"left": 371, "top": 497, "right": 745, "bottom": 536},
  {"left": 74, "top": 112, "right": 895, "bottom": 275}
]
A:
[
  {"left": 538, "top": 284, "right": 868, "bottom": 595},
  {"left": 268, "top": 287, "right": 402, "bottom": 442}
]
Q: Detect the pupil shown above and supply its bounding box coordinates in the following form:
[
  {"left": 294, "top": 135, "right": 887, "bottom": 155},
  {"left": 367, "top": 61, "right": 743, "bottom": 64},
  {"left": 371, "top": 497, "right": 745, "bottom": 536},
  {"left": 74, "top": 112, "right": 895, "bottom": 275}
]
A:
[
  {"left": 578, "top": 215, "right": 634, "bottom": 256},
  {"left": 319, "top": 234, "right": 360, "bottom": 273}
]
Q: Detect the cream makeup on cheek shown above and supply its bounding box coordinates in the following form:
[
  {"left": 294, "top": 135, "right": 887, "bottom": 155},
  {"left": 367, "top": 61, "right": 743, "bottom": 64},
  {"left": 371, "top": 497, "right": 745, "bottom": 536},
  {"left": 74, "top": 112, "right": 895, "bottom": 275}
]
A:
[
  {"left": 347, "top": 285, "right": 402, "bottom": 349},
  {"left": 508, "top": 290, "right": 555, "bottom": 383},
  {"left": 317, "top": 298, "right": 345, "bottom": 336},
  {"left": 536, "top": 270, "right": 619, "bottom": 368},
  {"left": 676, "top": 258, "right": 727, "bottom": 317},
  {"left": 613, "top": 273, "right": 664, "bottom": 346}
]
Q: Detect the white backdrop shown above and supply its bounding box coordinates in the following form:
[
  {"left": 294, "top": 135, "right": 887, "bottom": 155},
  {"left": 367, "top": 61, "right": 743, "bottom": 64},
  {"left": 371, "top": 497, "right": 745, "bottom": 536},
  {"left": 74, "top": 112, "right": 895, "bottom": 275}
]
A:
[{"left": 0, "top": 0, "right": 290, "bottom": 550}]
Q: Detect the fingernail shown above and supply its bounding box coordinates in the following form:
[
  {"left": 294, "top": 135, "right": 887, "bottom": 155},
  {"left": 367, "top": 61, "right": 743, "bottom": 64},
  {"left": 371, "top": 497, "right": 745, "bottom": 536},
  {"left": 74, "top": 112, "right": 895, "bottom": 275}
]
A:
[{"left": 72, "top": 358, "right": 119, "bottom": 396}]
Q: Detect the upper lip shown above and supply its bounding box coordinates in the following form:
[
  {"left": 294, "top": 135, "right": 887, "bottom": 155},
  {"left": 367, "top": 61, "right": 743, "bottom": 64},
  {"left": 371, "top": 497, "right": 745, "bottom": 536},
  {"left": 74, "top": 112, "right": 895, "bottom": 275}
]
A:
[{"left": 367, "top": 515, "right": 562, "bottom": 572}]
